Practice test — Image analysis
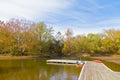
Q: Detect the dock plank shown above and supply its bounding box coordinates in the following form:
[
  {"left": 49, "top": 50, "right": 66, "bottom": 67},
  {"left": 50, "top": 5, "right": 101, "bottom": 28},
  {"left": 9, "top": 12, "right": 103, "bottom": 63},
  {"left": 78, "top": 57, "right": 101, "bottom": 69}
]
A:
[{"left": 78, "top": 61, "right": 120, "bottom": 80}]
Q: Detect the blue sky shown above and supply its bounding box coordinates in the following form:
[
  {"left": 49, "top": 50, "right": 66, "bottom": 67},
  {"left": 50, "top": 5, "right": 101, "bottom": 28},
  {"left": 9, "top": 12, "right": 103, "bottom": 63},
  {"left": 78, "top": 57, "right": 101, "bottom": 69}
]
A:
[{"left": 0, "top": 0, "right": 120, "bottom": 35}]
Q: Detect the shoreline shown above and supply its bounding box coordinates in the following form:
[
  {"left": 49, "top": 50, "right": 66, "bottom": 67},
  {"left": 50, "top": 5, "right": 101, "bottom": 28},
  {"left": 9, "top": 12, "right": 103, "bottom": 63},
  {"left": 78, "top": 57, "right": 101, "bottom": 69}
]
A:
[
  {"left": 0, "top": 55, "right": 120, "bottom": 64},
  {"left": 0, "top": 55, "right": 41, "bottom": 60}
]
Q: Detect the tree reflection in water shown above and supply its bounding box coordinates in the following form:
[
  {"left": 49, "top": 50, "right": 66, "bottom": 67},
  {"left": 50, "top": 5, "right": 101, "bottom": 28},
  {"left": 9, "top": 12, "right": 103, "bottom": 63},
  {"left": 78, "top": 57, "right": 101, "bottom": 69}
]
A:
[{"left": 0, "top": 59, "right": 81, "bottom": 80}]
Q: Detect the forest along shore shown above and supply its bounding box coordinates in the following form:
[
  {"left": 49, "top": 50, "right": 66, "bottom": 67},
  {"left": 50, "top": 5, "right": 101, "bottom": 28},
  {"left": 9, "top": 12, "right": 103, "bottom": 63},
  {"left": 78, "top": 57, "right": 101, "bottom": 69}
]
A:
[{"left": 0, "top": 19, "right": 120, "bottom": 57}]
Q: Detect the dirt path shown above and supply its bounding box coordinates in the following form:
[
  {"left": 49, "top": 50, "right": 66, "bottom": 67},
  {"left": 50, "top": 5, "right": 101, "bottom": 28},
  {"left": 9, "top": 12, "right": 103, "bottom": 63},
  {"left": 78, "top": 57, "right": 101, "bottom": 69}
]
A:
[{"left": 92, "top": 56, "right": 120, "bottom": 64}]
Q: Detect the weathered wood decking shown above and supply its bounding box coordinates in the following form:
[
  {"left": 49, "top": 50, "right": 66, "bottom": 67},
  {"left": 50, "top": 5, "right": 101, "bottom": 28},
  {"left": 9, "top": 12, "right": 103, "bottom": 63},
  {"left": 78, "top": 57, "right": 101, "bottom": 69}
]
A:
[
  {"left": 47, "top": 59, "right": 120, "bottom": 80},
  {"left": 78, "top": 61, "right": 120, "bottom": 80}
]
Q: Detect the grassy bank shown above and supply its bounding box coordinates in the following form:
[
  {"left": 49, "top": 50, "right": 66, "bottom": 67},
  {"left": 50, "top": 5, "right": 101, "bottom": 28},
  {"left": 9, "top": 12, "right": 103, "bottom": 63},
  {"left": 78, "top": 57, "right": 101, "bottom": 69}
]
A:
[
  {"left": 102, "top": 60, "right": 120, "bottom": 72},
  {"left": 92, "top": 56, "right": 120, "bottom": 72}
]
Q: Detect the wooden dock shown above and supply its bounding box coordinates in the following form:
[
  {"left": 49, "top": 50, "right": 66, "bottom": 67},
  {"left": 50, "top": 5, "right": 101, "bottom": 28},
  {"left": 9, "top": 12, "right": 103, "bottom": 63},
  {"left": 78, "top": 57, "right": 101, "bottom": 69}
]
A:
[
  {"left": 47, "top": 60, "right": 120, "bottom": 80},
  {"left": 47, "top": 59, "right": 84, "bottom": 64},
  {"left": 78, "top": 61, "right": 120, "bottom": 80}
]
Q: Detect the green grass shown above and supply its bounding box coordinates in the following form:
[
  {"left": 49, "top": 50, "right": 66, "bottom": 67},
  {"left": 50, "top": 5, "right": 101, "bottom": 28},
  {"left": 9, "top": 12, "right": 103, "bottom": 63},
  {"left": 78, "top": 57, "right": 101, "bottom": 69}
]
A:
[{"left": 102, "top": 60, "right": 120, "bottom": 72}]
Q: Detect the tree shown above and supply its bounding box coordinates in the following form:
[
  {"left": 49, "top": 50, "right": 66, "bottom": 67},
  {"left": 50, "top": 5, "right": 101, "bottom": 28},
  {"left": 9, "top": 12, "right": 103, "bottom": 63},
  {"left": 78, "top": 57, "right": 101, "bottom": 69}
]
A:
[
  {"left": 101, "top": 29, "right": 120, "bottom": 54},
  {"left": 86, "top": 33, "right": 104, "bottom": 54},
  {"left": 34, "top": 22, "right": 53, "bottom": 54},
  {"left": 62, "top": 28, "right": 73, "bottom": 55},
  {"left": 49, "top": 32, "right": 64, "bottom": 56},
  {"left": 6, "top": 19, "right": 32, "bottom": 55}
]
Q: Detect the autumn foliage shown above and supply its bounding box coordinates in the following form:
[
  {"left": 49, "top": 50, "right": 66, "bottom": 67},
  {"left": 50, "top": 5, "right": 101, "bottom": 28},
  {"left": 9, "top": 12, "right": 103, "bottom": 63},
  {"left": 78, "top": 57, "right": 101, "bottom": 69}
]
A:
[
  {"left": 63, "top": 29, "right": 120, "bottom": 56},
  {"left": 0, "top": 19, "right": 120, "bottom": 56}
]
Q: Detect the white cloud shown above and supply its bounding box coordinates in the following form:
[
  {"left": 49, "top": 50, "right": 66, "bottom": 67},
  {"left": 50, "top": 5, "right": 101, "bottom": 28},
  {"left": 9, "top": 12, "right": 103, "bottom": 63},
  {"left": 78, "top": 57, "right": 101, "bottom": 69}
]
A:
[
  {"left": 0, "top": 0, "right": 72, "bottom": 21},
  {"left": 52, "top": 18, "right": 120, "bottom": 36},
  {"left": 0, "top": 0, "right": 120, "bottom": 35}
]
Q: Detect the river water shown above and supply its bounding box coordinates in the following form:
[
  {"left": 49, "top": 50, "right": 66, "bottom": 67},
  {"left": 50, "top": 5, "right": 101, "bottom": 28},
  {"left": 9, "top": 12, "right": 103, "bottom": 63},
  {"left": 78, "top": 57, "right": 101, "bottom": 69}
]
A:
[{"left": 0, "top": 58, "right": 81, "bottom": 80}]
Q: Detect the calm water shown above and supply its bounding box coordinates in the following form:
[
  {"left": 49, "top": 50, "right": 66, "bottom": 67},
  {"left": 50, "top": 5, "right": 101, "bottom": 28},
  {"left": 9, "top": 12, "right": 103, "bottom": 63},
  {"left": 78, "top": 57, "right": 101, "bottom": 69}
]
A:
[{"left": 0, "top": 58, "right": 81, "bottom": 80}]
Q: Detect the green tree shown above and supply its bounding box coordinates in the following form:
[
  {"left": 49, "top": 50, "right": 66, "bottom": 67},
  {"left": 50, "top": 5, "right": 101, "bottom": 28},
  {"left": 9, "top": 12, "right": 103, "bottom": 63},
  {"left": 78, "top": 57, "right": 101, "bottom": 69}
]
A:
[
  {"left": 101, "top": 29, "right": 120, "bottom": 54},
  {"left": 62, "top": 28, "right": 73, "bottom": 55},
  {"left": 49, "top": 32, "right": 64, "bottom": 56},
  {"left": 34, "top": 22, "right": 53, "bottom": 55}
]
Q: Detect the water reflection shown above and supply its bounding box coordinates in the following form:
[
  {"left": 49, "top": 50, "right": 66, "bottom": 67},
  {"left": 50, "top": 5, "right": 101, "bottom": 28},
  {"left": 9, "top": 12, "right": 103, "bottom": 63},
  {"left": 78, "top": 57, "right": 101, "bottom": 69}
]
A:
[{"left": 0, "top": 59, "right": 81, "bottom": 80}]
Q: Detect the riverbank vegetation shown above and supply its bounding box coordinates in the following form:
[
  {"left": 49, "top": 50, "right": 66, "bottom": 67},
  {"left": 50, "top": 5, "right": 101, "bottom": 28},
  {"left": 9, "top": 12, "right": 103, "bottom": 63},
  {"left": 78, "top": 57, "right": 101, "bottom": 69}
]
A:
[
  {"left": 102, "top": 61, "right": 120, "bottom": 71},
  {"left": 0, "top": 19, "right": 120, "bottom": 57}
]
